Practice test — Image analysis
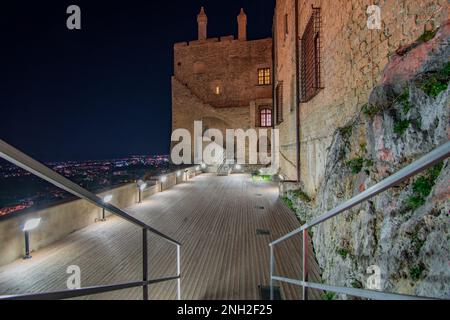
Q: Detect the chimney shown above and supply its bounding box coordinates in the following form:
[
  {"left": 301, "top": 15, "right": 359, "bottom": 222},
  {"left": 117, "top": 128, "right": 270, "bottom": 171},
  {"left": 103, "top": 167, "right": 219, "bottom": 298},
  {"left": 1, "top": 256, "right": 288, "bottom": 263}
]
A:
[
  {"left": 197, "top": 7, "right": 208, "bottom": 41},
  {"left": 237, "top": 8, "right": 247, "bottom": 41}
]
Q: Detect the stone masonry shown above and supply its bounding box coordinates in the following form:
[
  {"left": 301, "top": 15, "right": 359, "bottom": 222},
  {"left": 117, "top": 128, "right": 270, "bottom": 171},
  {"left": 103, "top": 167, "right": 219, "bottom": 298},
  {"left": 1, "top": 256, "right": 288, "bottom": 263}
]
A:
[
  {"left": 172, "top": 7, "right": 273, "bottom": 162},
  {"left": 274, "top": 0, "right": 449, "bottom": 195}
]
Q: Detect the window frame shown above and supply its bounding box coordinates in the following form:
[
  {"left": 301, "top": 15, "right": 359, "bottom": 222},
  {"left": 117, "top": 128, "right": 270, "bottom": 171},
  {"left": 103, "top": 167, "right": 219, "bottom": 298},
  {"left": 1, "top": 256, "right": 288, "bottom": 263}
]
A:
[
  {"left": 258, "top": 68, "right": 271, "bottom": 86},
  {"left": 300, "top": 7, "right": 323, "bottom": 103},
  {"left": 259, "top": 108, "right": 273, "bottom": 128}
]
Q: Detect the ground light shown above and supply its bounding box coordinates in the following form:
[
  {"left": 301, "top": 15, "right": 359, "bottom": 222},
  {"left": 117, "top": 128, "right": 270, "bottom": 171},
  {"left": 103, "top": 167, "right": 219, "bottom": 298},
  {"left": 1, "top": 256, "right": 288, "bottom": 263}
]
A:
[
  {"left": 22, "top": 218, "right": 41, "bottom": 260},
  {"left": 100, "top": 195, "right": 113, "bottom": 222},
  {"left": 138, "top": 183, "right": 147, "bottom": 203}
]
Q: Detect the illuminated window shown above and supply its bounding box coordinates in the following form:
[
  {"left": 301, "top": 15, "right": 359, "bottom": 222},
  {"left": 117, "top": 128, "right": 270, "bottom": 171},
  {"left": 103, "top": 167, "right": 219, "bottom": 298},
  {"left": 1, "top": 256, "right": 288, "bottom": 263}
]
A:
[
  {"left": 215, "top": 86, "right": 221, "bottom": 95},
  {"left": 260, "top": 108, "right": 272, "bottom": 127},
  {"left": 258, "top": 68, "right": 271, "bottom": 85}
]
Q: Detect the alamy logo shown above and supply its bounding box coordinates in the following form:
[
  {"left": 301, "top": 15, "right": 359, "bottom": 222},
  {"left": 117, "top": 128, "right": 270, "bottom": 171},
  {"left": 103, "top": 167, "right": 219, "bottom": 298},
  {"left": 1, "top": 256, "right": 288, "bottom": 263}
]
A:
[
  {"left": 367, "top": 5, "right": 381, "bottom": 30},
  {"left": 67, "top": 5, "right": 81, "bottom": 30},
  {"left": 66, "top": 265, "right": 81, "bottom": 289},
  {"left": 171, "top": 121, "right": 280, "bottom": 172}
]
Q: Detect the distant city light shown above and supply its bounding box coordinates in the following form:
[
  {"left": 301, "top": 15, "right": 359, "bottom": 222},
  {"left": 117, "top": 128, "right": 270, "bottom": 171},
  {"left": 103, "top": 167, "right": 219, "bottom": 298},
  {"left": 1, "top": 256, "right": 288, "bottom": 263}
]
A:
[
  {"left": 103, "top": 195, "right": 113, "bottom": 203},
  {"left": 23, "top": 218, "right": 41, "bottom": 232}
]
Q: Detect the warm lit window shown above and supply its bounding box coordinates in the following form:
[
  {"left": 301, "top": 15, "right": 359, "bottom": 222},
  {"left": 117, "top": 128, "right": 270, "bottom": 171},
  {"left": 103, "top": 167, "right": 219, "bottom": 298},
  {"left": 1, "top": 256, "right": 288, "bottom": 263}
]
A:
[
  {"left": 258, "top": 68, "right": 271, "bottom": 85},
  {"left": 215, "top": 86, "right": 221, "bottom": 95},
  {"left": 260, "top": 108, "right": 272, "bottom": 127}
]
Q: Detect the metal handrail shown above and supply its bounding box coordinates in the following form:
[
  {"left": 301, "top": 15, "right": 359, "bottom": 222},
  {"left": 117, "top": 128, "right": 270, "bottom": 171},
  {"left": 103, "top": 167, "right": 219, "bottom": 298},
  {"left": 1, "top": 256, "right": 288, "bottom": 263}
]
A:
[
  {"left": 0, "top": 139, "right": 182, "bottom": 300},
  {"left": 0, "top": 276, "right": 180, "bottom": 300},
  {"left": 270, "top": 141, "right": 450, "bottom": 300},
  {"left": 0, "top": 140, "right": 180, "bottom": 246}
]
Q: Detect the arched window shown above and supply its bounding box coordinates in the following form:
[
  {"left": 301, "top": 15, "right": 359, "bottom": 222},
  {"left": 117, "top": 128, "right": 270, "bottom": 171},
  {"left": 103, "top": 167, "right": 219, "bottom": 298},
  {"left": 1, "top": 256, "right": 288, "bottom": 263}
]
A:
[{"left": 260, "top": 108, "right": 272, "bottom": 127}]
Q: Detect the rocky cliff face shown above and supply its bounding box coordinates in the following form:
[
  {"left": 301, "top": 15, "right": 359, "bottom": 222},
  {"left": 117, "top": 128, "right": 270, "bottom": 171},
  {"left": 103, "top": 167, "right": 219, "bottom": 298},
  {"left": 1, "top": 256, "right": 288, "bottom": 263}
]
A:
[{"left": 284, "top": 21, "right": 449, "bottom": 299}]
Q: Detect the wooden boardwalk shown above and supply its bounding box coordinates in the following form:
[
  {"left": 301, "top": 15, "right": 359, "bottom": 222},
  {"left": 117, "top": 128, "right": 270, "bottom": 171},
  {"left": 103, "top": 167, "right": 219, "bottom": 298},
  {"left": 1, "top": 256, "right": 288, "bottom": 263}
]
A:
[{"left": 0, "top": 174, "right": 322, "bottom": 300}]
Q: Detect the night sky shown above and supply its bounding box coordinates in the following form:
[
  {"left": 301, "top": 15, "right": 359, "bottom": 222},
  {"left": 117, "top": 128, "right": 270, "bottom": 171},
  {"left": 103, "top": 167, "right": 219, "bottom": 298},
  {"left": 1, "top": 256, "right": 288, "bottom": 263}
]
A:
[{"left": 0, "top": 0, "right": 275, "bottom": 162}]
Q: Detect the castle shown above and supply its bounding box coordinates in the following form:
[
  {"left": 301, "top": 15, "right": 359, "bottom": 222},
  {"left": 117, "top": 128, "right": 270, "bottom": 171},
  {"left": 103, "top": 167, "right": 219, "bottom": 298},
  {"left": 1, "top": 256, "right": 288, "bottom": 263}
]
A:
[
  {"left": 171, "top": 7, "right": 273, "bottom": 163},
  {"left": 172, "top": 1, "right": 449, "bottom": 195}
]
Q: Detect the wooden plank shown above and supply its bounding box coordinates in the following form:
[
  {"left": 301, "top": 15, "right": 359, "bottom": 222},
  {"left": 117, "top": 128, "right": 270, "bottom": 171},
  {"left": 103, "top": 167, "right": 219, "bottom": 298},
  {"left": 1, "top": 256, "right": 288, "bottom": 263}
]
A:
[{"left": 0, "top": 174, "right": 322, "bottom": 300}]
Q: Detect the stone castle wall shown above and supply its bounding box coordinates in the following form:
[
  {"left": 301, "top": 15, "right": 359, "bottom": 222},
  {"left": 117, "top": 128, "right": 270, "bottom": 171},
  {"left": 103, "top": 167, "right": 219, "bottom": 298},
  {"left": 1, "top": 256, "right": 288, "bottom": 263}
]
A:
[
  {"left": 172, "top": 27, "right": 274, "bottom": 163},
  {"left": 274, "top": 0, "right": 449, "bottom": 195}
]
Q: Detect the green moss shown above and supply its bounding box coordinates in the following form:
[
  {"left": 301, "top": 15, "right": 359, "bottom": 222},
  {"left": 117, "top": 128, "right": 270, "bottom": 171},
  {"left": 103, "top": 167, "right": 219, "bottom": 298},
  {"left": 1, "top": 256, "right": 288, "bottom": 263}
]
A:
[
  {"left": 347, "top": 158, "right": 364, "bottom": 174},
  {"left": 282, "top": 196, "right": 295, "bottom": 212},
  {"left": 351, "top": 280, "right": 363, "bottom": 289},
  {"left": 421, "top": 76, "right": 448, "bottom": 97},
  {"left": 252, "top": 174, "right": 273, "bottom": 182},
  {"left": 322, "top": 292, "right": 336, "bottom": 300},
  {"left": 406, "top": 195, "right": 426, "bottom": 211},
  {"left": 337, "top": 248, "right": 350, "bottom": 259},
  {"left": 362, "top": 104, "right": 382, "bottom": 117},
  {"left": 410, "top": 265, "right": 425, "bottom": 281},
  {"left": 417, "top": 29, "right": 437, "bottom": 43},
  {"left": 442, "top": 62, "right": 450, "bottom": 77},
  {"left": 394, "top": 120, "right": 411, "bottom": 135},
  {"left": 339, "top": 126, "right": 353, "bottom": 138},
  {"left": 428, "top": 161, "right": 444, "bottom": 181},
  {"left": 412, "top": 177, "right": 434, "bottom": 198},
  {"left": 292, "top": 189, "right": 312, "bottom": 203},
  {"left": 346, "top": 157, "right": 374, "bottom": 175},
  {"left": 420, "top": 62, "right": 450, "bottom": 98},
  {"left": 397, "top": 89, "right": 411, "bottom": 114},
  {"left": 406, "top": 162, "right": 444, "bottom": 211}
]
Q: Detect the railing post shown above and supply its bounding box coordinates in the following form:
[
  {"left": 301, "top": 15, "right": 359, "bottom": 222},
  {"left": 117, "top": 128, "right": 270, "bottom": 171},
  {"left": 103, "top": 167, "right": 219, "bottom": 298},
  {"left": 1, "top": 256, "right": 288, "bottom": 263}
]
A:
[
  {"left": 143, "top": 228, "right": 148, "bottom": 300},
  {"left": 270, "top": 244, "right": 274, "bottom": 300},
  {"left": 177, "top": 244, "right": 181, "bottom": 300},
  {"left": 302, "top": 229, "right": 308, "bottom": 300}
]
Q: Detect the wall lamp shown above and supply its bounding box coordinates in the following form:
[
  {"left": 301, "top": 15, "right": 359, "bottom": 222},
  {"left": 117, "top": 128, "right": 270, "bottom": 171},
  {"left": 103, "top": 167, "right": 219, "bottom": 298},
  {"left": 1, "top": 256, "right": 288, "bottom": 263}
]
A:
[{"left": 23, "top": 218, "right": 41, "bottom": 260}]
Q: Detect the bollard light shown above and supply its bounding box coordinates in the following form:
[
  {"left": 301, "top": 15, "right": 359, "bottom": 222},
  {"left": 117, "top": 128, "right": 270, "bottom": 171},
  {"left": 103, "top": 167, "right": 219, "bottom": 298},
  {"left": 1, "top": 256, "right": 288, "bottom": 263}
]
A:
[
  {"left": 99, "top": 195, "right": 113, "bottom": 222},
  {"left": 23, "top": 218, "right": 41, "bottom": 260},
  {"left": 160, "top": 176, "right": 167, "bottom": 183},
  {"left": 138, "top": 183, "right": 147, "bottom": 203}
]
